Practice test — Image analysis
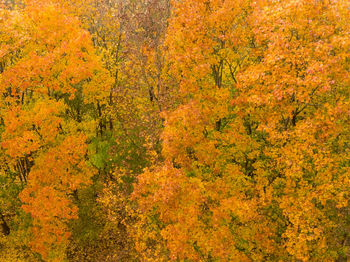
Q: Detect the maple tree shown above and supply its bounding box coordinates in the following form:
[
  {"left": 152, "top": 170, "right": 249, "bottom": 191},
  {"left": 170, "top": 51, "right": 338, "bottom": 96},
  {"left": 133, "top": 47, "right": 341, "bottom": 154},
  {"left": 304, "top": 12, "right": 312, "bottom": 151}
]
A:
[
  {"left": 0, "top": 0, "right": 110, "bottom": 260},
  {"left": 0, "top": 0, "right": 349, "bottom": 261},
  {"left": 61, "top": 0, "right": 173, "bottom": 260},
  {"left": 132, "top": 0, "right": 350, "bottom": 261}
]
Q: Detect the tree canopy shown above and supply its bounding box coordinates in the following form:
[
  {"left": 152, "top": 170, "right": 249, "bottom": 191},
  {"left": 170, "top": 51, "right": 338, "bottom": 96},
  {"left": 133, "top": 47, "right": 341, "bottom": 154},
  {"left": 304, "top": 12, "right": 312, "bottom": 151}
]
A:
[{"left": 0, "top": 0, "right": 349, "bottom": 261}]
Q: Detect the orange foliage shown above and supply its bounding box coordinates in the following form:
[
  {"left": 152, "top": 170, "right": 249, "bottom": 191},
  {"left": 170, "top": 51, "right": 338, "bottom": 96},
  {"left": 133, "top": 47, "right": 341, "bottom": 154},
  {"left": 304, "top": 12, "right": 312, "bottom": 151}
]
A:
[
  {"left": 0, "top": 0, "right": 108, "bottom": 259},
  {"left": 133, "top": 0, "right": 350, "bottom": 261},
  {"left": 1, "top": 0, "right": 349, "bottom": 261}
]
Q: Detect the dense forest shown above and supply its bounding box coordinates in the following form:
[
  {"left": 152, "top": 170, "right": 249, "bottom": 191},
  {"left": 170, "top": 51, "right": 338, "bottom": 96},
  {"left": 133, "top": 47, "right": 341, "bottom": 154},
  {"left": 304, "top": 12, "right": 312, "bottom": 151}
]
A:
[{"left": 0, "top": 0, "right": 349, "bottom": 261}]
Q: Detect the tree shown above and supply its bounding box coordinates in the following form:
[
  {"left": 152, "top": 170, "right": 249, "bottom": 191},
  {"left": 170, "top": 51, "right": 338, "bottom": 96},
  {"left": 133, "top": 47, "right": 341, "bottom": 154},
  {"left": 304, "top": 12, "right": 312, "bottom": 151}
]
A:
[
  {"left": 1, "top": 0, "right": 349, "bottom": 260},
  {"left": 133, "top": 0, "right": 350, "bottom": 260},
  {"left": 237, "top": 0, "right": 350, "bottom": 260},
  {"left": 0, "top": 0, "right": 110, "bottom": 259}
]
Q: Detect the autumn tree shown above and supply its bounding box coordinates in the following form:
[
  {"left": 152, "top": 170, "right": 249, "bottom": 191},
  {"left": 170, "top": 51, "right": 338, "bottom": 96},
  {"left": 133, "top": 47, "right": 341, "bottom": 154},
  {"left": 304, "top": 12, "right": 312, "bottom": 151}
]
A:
[
  {"left": 0, "top": 0, "right": 111, "bottom": 259},
  {"left": 133, "top": 0, "right": 350, "bottom": 261},
  {"left": 238, "top": 0, "right": 350, "bottom": 260},
  {"left": 63, "top": 1, "right": 174, "bottom": 260},
  {"left": 1, "top": 0, "right": 349, "bottom": 261}
]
